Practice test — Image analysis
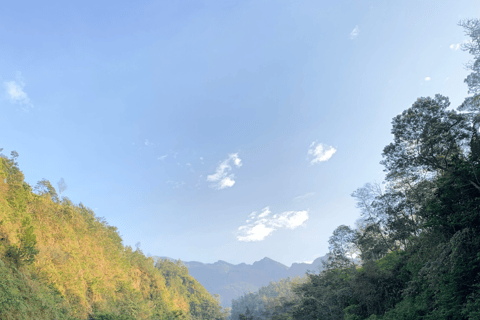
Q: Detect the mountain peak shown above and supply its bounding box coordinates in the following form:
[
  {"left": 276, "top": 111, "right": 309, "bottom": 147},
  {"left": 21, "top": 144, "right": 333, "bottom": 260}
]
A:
[
  {"left": 213, "top": 260, "right": 234, "bottom": 266},
  {"left": 252, "top": 257, "right": 288, "bottom": 270}
]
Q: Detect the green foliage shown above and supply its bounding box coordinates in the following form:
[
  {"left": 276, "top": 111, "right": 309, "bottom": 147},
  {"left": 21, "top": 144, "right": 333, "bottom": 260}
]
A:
[
  {"left": 91, "top": 313, "right": 135, "bottom": 320},
  {"left": 0, "top": 258, "right": 76, "bottom": 320},
  {"left": 4, "top": 216, "right": 39, "bottom": 268},
  {"left": 230, "top": 277, "right": 305, "bottom": 320}
]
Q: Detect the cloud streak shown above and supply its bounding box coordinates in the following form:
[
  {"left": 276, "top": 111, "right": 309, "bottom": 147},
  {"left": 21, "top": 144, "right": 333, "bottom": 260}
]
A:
[
  {"left": 293, "top": 192, "right": 315, "bottom": 201},
  {"left": 166, "top": 180, "right": 185, "bottom": 189},
  {"left": 349, "top": 26, "right": 360, "bottom": 39},
  {"left": 307, "top": 142, "right": 336, "bottom": 164},
  {"left": 207, "top": 153, "right": 242, "bottom": 190},
  {"left": 237, "top": 207, "right": 308, "bottom": 242},
  {"left": 450, "top": 43, "right": 460, "bottom": 50}
]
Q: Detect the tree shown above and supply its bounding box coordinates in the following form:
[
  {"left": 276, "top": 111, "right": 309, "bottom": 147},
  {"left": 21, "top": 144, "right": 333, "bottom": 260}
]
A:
[
  {"left": 35, "top": 179, "right": 59, "bottom": 202},
  {"left": 10, "top": 151, "right": 19, "bottom": 166},
  {"left": 351, "top": 183, "right": 394, "bottom": 261},
  {"left": 381, "top": 94, "right": 476, "bottom": 189},
  {"left": 57, "top": 178, "right": 67, "bottom": 196},
  {"left": 266, "top": 18, "right": 480, "bottom": 320},
  {"left": 325, "top": 225, "right": 357, "bottom": 269},
  {"left": 238, "top": 307, "right": 254, "bottom": 320},
  {"left": 460, "top": 19, "right": 480, "bottom": 96}
]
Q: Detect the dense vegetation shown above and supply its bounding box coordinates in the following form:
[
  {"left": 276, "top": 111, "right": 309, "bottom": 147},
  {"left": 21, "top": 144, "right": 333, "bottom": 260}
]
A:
[
  {"left": 230, "top": 277, "right": 307, "bottom": 320},
  {"left": 0, "top": 150, "right": 228, "bottom": 319},
  {"left": 231, "top": 19, "right": 480, "bottom": 320}
]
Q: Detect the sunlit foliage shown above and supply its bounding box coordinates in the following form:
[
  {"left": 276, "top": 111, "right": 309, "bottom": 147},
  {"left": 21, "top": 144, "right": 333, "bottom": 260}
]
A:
[{"left": 0, "top": 151, "right": 226, "bottom": 319}]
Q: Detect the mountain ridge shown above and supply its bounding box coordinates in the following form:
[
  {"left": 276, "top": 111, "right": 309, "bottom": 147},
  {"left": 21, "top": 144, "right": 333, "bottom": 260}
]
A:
[{"left": 150, "top": 255, "right": 327, "bottom": 307}]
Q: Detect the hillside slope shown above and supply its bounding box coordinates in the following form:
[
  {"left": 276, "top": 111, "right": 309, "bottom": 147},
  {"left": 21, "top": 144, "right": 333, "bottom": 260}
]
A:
[{"left": 0, "top": 150, "right": 227, "bottom": 320}]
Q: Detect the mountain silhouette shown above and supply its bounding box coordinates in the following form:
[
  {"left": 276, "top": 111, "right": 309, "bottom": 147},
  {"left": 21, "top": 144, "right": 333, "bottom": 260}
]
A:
[{"left": 151, "top": 255, "right": 327, "bottom": 307}]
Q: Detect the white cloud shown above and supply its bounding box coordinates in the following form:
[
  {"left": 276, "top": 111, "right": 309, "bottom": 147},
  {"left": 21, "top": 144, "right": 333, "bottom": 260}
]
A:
[
  {"left": 4, "top": 73, "right": 33, "bottom": 108},
  {"left": 349, "top": 26, "right": 360, "bottom": 39},
  {"left": 238, "top": 224, "right": 275, "bottom": 242},
  {"left": 307, "top": 142, "right": 336, "bottom": 164},
  {"left": 449, "top": 39, "right": 471, "bottom": 51},
  {"left": 158, "top": 154, "right": 168, "bottom": 160},
  {"left": 450, "top": 43, "right": 460, "bottom": 50},
  {"left": 424, "top": 77, "right": 431, "bottom": 82},
  {"left": 294, "top": 259, "right": 314, "bottom": 264},
  {"left": 186, "top": 162, "right": 194, "bottom": 173},
  {"left": 219, "top": 177, "right": 235, "bottom": 188},
  {"left": 207, "top": 153, "right": 242, "bottom": 190},
  {"left": 258, "top": 207, "right": 271, "bottom": 218},
  {"left": 293, "top": 192, "right": 316, "bottom": 201},
  {"left": 237, "top": 207, "right": 309, "bottom": 242},
  {"left": 166, "top": 180, "right": 185, "bottom": 188},
  {"left": 145, "top": 139, "right": 153, "bottom": 146}
]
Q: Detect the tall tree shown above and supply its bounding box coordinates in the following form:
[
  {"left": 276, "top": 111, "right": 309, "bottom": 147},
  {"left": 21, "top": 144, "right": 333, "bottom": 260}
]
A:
[
  {"left": 325, "top": 225, "right": 357, "bottom": 269},
  {"left": 35, "top": 179, "right": 59, "bottom": 202},
  {"left": 381, "top": 95, "right": 475, "bottom": 188},
  {"left": 460, "top": 19, "right": 480, "bottom": 96}
]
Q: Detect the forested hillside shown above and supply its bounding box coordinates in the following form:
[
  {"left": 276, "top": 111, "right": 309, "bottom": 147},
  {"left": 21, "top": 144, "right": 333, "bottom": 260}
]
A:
[
  {"left": 230, "top": 19, "right": 480, "bottom": 320},
  {"left": 0, "top": 151, "right": 227, "bottom": 319}
]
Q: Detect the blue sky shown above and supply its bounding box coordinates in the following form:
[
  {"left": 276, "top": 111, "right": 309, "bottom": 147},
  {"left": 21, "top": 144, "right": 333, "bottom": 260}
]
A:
[{"left": 1, "top": 0, "right": 478, "bottom": 266}]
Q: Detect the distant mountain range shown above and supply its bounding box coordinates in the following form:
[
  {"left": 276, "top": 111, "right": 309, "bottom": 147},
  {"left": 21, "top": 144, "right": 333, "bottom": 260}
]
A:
[{"left": 151, "top": 255, "right": 327, "bottom": 307}]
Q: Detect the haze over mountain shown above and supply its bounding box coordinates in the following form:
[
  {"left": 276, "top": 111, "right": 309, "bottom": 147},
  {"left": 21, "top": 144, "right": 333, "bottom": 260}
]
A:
[{"left": 151, "top": 255, "right": 327, "bottom": 307}]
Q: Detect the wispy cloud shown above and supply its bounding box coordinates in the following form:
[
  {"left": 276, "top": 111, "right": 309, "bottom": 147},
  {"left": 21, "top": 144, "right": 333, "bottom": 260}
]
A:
[
  {"left": 450, "top": 43, "right": 460, "bottom": 50},
  {"left": 237, "top": 207, "right": 308, "bottom": 242},
  {"left": 4, "top": 73, "right": 33, "bottom": 109},
  {"left": 307, "top": 142, "right": 336, "bottom": 164},
  {"left": 424, "top": 77, "right": 431, "bottom": 82},
  {"left": 145, "top": 139, "right": 153, "bottom": 146},
  {"left": 450, "top": 39, "right": 472, "bottom": 51},
  {"left": 349, "top": 26, "right": 360, "bottom": 39},
  {"left": 294, "top": 259, "right": 314, "bottom": 264},
  {"left": 207, "top": 153, "right": 242, "bottom": 190},
  {"left": 158, "top": 150, "right": 179, "bottom": 160},
  {"left": 166, "top": 180, "right": 185, "bottom": 189},
  {"left": 293, "top": 192, "right": 315, "bottom": 201}
]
